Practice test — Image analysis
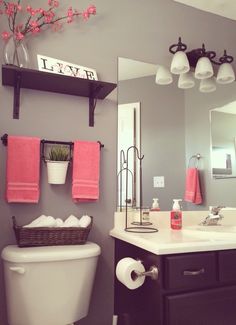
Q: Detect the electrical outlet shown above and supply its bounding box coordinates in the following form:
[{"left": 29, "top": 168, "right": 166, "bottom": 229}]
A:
[{"left": 153, "top": 176, "right": 165, "bottom": 188}]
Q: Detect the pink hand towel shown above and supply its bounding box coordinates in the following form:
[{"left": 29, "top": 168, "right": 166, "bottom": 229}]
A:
[
  {"left": 184, "top": 167, "right": 202, "bottom": 205},
  {"left": 6, "top": 136, "right": 41, "bottom": 203},
  {"left": 72, "top": 140, "right": 100, "bottom": 202}
]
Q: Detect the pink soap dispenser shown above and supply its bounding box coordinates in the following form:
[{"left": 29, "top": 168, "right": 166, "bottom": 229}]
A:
[{"left": 170, "top": 199, "right": 182, "bottom": 230}]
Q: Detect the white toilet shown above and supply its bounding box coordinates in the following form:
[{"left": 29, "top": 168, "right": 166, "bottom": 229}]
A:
[{"left": 1, "top": 242, "right": 101, "bottom": 325}]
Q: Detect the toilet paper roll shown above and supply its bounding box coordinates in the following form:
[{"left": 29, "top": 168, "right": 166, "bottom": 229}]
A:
[{"left": 115, "top": 257, "right": 145, "bottom": 290}]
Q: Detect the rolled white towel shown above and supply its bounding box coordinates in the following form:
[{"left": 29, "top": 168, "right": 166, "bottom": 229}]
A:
[
  {"left": 63, "top": 215, "right": 80, "bottom": 227},
  {"left": 23, "top": 215, "right": 47, "bottom": 228},
  {"left": 55, "top": 218, "right": 64, "bottom": 227},
  {"left": 78, "top": 215, "right": 92, "bottom": 228},
  {"left": 35, "top": 216, "right": 57, "bottom": 227}
]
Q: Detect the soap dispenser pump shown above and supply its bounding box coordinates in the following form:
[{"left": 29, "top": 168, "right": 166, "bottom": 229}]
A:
[
  {"left": 170, "top": 199, "right": 182, "bottom": 230},
  {"left": 151, "top": 198, "right": 160, "bottom": 211}
]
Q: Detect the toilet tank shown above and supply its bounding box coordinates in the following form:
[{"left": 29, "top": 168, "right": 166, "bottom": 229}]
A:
[{"left": 1, "top": 243, "right": 101, "bottom": 325}]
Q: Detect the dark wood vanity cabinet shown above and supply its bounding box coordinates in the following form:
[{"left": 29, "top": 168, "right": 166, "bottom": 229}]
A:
[{"left": 114, "top": 239, "right": 236, "bottom": 325}]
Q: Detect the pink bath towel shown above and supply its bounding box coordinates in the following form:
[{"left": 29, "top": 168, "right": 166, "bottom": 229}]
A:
[
  {"left": 6, "top": 136, "right": 41, "bottom": 203},
  {"left": 184, "top": 167, "right": 202, "bottom": 205},
  {"left": 72, "top": 141, "right": 100, "bottom": 202}
]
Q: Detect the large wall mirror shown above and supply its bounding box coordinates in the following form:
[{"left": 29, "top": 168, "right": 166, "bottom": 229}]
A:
[
  {"left": 210, "top": 103, "right": 236, "bottom": 178},
  {"left": 118, "top": 57, "right": 236, "bottom": 211}
]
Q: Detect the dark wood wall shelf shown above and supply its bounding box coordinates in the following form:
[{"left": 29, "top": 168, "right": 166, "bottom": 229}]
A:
[{"left": 2, "top": 64, "right": 117, "bottom": 126}]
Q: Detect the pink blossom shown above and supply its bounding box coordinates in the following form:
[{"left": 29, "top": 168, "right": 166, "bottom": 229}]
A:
[
  {"left": 67, "top": 7, "right": 73, "bottom": 23},
  {"left": 1, "top": 30, "right": 10, "bottom": 40},
  {"left": 26, "top": 5, "right": 37, "bottom": 16},
  {"left": 5, "top": 3, "right": 15, "bottom": 17},
  {"left": 30, "top": 21, "right": 39, "bottom": 28},
  {"left": 15, "top": 32, "right": 24, "bottom": 40},
  {"left": 31, "top": 27, "right": 40, "bottom": 34},
  {"left": 82, "top": 10, "right": 90, "bottom": 20},
  {"left": 26, "top": 5, "right": 32, "bottom": 13},
  {"left": 48, "top": 0, "right": 59, "bottom": 7},
  {"left": 67, "top": 7, "right": 73, "bottom": 17},
  {"left": 44, "top": 10, "right": 55, "bottom": 23},
  {"left": 87, "top": 5, "right": 96, "bottom": 15}
]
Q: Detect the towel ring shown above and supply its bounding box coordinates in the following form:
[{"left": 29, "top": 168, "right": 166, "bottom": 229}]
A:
[{"left": 188, "top": 153, "right": 201, "bottom": 168}]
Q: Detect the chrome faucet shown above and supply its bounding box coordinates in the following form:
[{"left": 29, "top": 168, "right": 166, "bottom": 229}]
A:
[{"left": 200, "top": 206, "right": 225, "bottom": 226}]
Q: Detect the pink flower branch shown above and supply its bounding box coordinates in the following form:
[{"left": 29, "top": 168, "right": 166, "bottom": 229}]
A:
[{"left": 0, "top": 1, "right": 96, "bottom": 41}]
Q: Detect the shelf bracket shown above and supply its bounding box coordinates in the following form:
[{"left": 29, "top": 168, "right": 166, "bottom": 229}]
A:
[
  {"left": 89, "top": 96, "right": 97, "bottom": 127},
  {"left": 89, "top": 84, "right": 104, "bottom": 127},
  {"left": 13, "top": 71, "right": 22, "bottom": 119}
]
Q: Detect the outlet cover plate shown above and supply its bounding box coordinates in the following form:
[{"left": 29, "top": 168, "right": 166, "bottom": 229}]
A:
[{"left": 153, "top": 176, "right": 165, "bottom": 188}]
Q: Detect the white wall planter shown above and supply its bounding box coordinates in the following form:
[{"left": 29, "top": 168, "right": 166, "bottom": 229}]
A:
[{"left": 46, "top": 161, "right": 69, "bottom": 185}]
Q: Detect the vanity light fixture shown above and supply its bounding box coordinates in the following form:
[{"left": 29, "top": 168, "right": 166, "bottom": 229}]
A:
[
  {"left": 155, "top": 65, "right": 173, "bottom": 85},
  {"left": 199, "top": 76, "right": 216, "bottom": 93},
  {"left": 178, "top": 71, "right": 195, "bottom": 89},
  {"left": 156, "top": 37, "right": 235, "bottom": 92},
  {"left": 216, "top": 50, "right": 235, "bottom": 84},
  {"left": 170, "top": 37, "right": 190, "bottom": 74}
]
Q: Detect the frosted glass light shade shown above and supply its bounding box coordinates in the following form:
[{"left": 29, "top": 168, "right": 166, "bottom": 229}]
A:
[
  {"left": 178, "top": 72, "right": 195, "bottom": 89},
  {"left": 155, "top": 66, "right": 173, "bottom": 85},
  {"left": 216, "top": 63, "right": 235, "bottom": 84},
  {"left": 195, "top": 57, "right": 214, "bottom": 79},
  {"left": 170, "top": 51, "right": 190, "bottom": 75},
  {"left": 199, "top": 77, "right": 216, "bottom": 93}
]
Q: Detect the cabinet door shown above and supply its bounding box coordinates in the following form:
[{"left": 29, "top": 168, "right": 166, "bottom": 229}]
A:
[
  {"left": 165, "top": 285, "right": 236, "bottom": 325},
  {"left": 219, "top": 250, "right": 236, "bottom": 283}
]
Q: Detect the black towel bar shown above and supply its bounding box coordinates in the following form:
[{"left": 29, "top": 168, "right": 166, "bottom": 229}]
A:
[{"left": 1, "top": 133, "right": 104, "bottom": 151}]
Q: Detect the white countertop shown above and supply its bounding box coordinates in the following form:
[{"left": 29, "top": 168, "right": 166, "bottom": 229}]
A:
[{"left": 110, "top": 211, "right": 236, "bottom": 255}]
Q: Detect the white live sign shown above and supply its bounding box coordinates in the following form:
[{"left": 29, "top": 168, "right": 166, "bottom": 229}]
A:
[{"left": 37, "top": 55, "right": 98, "bottom": 80}]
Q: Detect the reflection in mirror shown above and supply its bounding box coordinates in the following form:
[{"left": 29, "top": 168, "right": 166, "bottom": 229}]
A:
[
  {"left": 210, "top": 103, "right": 236, "bottom": 178},
  {"left": 117, "top": 102, "right": 141, "bottom": 208},
  {"left": 118, "top": 57, "right": 236, "bottom": 210},
  {"left": 117, "top": 58, "right": 158, "bottom": 211}
]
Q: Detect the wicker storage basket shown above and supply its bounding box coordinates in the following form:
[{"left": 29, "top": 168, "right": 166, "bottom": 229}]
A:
[{"left": 12, "top": 216, "right": 93, "bottom": 247}]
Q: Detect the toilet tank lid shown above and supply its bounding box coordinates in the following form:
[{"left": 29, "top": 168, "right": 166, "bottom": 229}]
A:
[{"left": 1, "top": 242, "right": 101, "bottom": 263}]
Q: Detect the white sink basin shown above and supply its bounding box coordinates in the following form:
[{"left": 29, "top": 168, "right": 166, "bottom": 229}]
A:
[
  {"left": 183, "top": 225, "right": 236, "bottom": 241},
  {"left": 186, "top": 225, "right": 236, "bottom": 233}
]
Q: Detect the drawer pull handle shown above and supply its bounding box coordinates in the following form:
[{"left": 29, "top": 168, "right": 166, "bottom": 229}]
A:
[{"left": 183, "top": 268, "right": 205, "bottom": 276}]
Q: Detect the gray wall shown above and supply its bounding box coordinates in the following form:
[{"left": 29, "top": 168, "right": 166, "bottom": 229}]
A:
[
  {"left": 119, "top": 76, "right": 186, "bottom": 210},
  {"left": 0, "top": 0, "right": 236, "bottom": 324}
]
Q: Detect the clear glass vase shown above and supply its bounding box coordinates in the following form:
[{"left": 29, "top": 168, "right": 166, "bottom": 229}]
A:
[{"left": 3, "top": 36, "right": 29, "bottom": 68}]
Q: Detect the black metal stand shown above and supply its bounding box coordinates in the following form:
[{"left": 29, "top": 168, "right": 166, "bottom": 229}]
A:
[{"left": 119, "top": 146, "right": 158, "bottom": 233}]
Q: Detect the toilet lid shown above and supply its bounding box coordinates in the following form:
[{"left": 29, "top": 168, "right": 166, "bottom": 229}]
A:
[{"left": 1, "top": 242, "right": 101, "bottom": 263}]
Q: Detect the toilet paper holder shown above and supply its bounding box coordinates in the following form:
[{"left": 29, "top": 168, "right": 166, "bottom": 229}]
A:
[{"left": 134, "top": 264, "right": 159, "bottom": 281}]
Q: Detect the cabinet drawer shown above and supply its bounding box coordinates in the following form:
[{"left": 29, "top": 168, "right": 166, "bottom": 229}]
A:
[
  {"left": 165, "top": 285, "right": 236, "bottom": 325},
  {"left": 219, "top": 250, "right": 236, "bottom": 283},
  {"left": 164, "top": 252, "right": 217, "bottom": 290}
]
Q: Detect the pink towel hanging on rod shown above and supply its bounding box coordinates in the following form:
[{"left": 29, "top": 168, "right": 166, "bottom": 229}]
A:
[
  {"left": 184, "top": 167, "right": 202, "bottom": 205},
  {"left": 72, "top": 140, "right": 100, "bottom": 202},
  {"left": 6, "top": 135, "right": 41, "bottom": 203}
]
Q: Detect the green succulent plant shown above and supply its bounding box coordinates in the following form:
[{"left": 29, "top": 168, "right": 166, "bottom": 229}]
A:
[{"left": 48, "top": 145, "right": 70, "bottom": 161}]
